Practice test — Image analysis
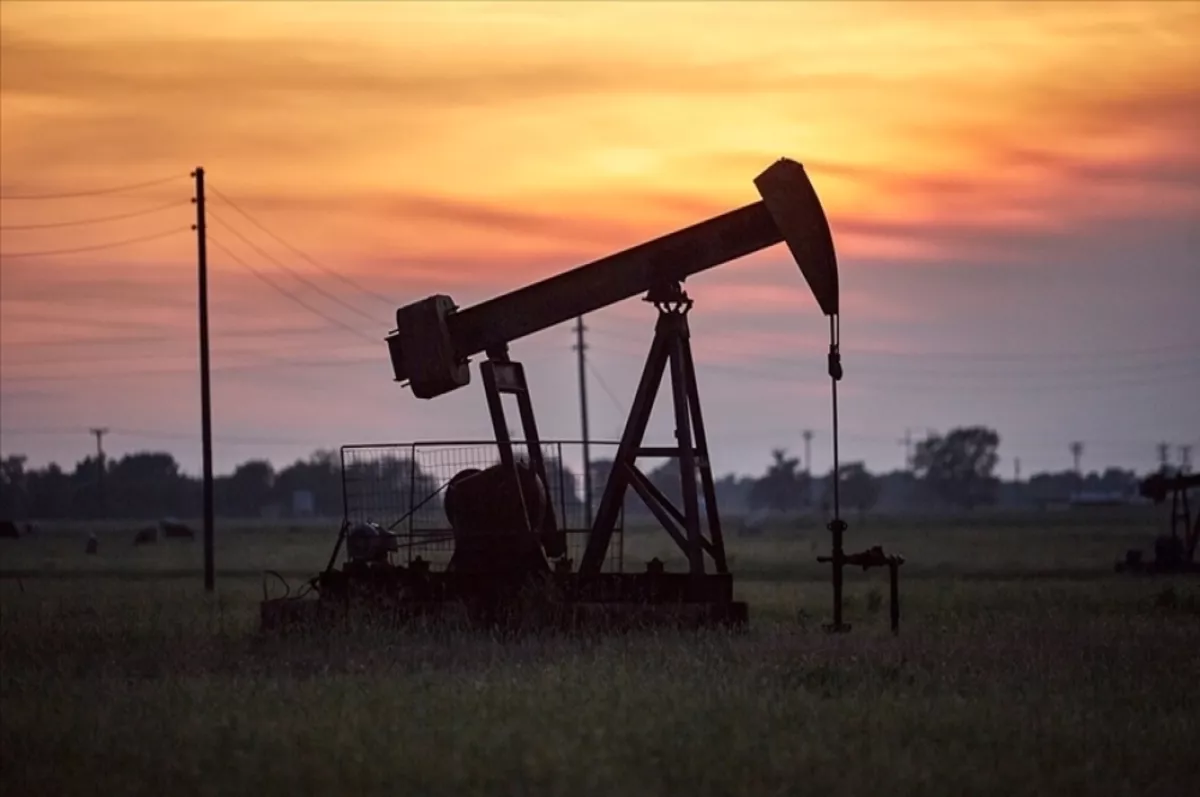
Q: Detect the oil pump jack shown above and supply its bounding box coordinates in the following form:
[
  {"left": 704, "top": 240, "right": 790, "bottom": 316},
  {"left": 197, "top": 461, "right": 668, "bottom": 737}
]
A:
[
  {"left": 261, "top": 157, "right": 901, "bottom": 632},
  {"left": 1116, "top": 469, "right": 1200, "bottom": 574}
]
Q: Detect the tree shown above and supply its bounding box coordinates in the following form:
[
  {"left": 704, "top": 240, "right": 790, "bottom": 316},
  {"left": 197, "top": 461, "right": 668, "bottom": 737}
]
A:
[
  {"left": 273, "top": 450, "right": 343, "bottom": 517},
  {"left": 748, "top": 448, "right": 808, "bottom": 513},
  {"left": 646, "top": 458, "right": 685, "bottom": 511},
  {"left": 822, "top": 461, "right": 880, "bottom": 517},
  {"left": 69, "top": 454, "right": 104, "bottom": 519},
  {"left": 0, "top": 455, "right": 29, "bottom": 518},
  {"left": 588, "top": 458, "right": 615, "bottom": 502},
  {"left": 223, "top": 459, "right": 275, "bottom": 517},
  {"left": 912, "top": 426, "right": 1001, "bottom": 510},
  {"left": 713, "top": 473, "right": 754, "bottom": 515},
  {"left": 105, "top": 452, "right": 190, "bottom": 519},
  {"left": 540, "top": 455, "right": 585, "bottom": 528},
  {"left": 582, "top": 456, "right": 696, "bottom": 521}
]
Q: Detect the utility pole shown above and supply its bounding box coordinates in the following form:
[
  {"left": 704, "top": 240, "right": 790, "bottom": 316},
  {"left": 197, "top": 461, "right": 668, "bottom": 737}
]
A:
[
  {"left": 898, "top": 428, "right": 913, "bottom": 471},
  {"left": 1158, "top": 441, "right": 1171, "bottom": 473},
  {"left": 192, "top": 166, "right": 215, "bottom": 593},
  {"left": 574, "top": 316, "right": 592, "bottom": 525},
  {"left": 1180, "top": 445, "right": 1193, "bottom": 474},
  {"left": 90, "top": 427, "right": 108, "bottom": 518},
  {"left": 1070, "top": 441, "right": 1083, "bottom": 476},
  {"left": 1014, "top": 456, "right": 1021, "bottom": 483},
  {"left": 802, "top": 429, "right": 813, "bottom": 508}
]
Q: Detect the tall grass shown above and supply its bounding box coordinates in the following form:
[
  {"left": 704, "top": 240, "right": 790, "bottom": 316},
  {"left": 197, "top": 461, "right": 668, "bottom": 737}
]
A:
[
  {"left": 2, "top": 576, "right": 1198, "bottom": 797},
  {"left": 0, "top": 507, "right": 1165, "bottom": 580}
]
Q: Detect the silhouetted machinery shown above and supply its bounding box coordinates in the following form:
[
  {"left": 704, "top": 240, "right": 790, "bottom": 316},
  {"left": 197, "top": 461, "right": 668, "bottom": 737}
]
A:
[
  {"left": 261, "top": 157, "right": 900, "bottom": 631},
  {"left": 1116, "top": 470, "right": 1199, "bottom": 574}
]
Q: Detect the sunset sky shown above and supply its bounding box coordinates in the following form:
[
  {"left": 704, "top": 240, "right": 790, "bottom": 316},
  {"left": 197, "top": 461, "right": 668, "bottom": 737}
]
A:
[{"left": 1, "top": 0, "right": 1197, "bottom": 483}]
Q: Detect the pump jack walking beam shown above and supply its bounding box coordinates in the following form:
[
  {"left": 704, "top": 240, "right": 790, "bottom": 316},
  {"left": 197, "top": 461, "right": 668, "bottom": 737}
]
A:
[
  {"left": 385, "top": 158, "right": 838, "bottom": 400},
  {"left": 384, "top": 156, "right": 854, "bottom": 618}
]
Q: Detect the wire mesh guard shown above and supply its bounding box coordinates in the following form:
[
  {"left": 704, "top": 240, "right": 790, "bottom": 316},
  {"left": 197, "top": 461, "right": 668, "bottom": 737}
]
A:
[{"left": 340, "top": 440, "right": 624, "bottom": 572}]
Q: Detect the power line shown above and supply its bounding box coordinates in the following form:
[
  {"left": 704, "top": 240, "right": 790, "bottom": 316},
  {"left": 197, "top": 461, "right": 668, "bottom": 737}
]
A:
[
  {"left": 0, "top": 324, "right": 335, "bottom": 350},
  {"left": 586, "top": 323, "right": 1196, "bottom": 363},
  {"left": 584, "top": 329, "right": 1196, "bottom": 376},
  {"left": 205, "top": 232, "right": 379, "bottom": 345},
  {"left": 587, "top": 339, "right": 1200, "bottom": 392},
  {"left": 0, "top": 350, "right": 382, "bottom": 384},
  {"left": 206, "top": 208, "right": 384, "bottom": 326},
  {"left": 2, "top": 343, "right": 562, "bottom": 385},
  {"left": 1, "top": 342, "right": 375, "bottom": 370},
  {"left": 0, "top": 174, "right": 183, "bottom": 200},
  {"left": 843, "top": 367, "right": 1200, "bottom": 393},
  {"left": 0, "top": 227, "right": 189, "bottom": 259},
  {"left": 696, "top": 354, "right": 1200, "bottom": 390},
  {"left": 0, "top": 425, "right": 334, "bottom": 447},
  {"left": 0, "top": 199, "right": 184, "bottom": 230},
  {"left": 593, "top": 332, "right": 1197, "bottom": 380},
  {"left": 584, "top": 359, "right": 627, "bottom": 417},
  {"left": 838, "top": 355, "right": 1200, "bottom": 380},
  {"left": 206, "top": 183, "right": 396, "bottom": 309}
]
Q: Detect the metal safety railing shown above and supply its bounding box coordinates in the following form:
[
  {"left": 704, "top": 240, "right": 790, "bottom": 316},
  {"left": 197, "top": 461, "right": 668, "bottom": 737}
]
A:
[{"left": 339, "top": 439, "right": 625, "bottom": 572}]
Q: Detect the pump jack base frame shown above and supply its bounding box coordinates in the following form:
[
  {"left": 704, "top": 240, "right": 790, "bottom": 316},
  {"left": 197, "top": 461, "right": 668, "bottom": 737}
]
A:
[
  {"left": 261, "top": 284, "right": 749, "bottom": 635},
  {"left": 261, "top": 566, "right": 748, "bottom": 635}
]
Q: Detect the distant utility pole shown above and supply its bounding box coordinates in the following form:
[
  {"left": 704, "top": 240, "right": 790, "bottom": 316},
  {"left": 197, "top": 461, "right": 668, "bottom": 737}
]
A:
[
  {"left": 1181, "top": 445, "right": 1193, "bottom": 474},
  {"left": 90, "top": 427, "right": 108, "bottom": 518},
  {"left": 1158, "top": 441, "right": 1171, "bottom": 473},
  {"left": 192, "top": 166, "right": 215, "bottom": 593},
  {"left": 802, "top": 429, "right": 814, "bottom": 507},
  {"left": 1070, "top": 441, "right": 1083, "bottom": 476},
  {"left": 899, "top": 428, "right": 914, "bottom": 472},
  {"left": 1013, "top": 456, "right": 1023, "bottom": 505},
  {"left": 574, "top": 316, "right": 592, "bottom": 525}
]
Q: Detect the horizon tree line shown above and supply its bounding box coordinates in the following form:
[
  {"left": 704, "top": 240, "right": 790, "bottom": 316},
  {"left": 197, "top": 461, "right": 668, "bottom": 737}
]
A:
[{"left": 0, "top": 425, "right": 1161, "bottom": 523}]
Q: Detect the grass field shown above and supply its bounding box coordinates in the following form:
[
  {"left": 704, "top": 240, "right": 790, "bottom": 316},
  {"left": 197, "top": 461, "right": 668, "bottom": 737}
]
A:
[{"left": 3, "top": 508, "right": 1198, "bottom": 796}]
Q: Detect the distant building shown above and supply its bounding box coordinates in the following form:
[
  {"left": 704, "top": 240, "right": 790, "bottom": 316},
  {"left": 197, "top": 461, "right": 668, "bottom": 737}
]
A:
[
  {"left": 292, "top": 490, "right": 315, "bottom": 517},
  {"left": 1067, "top": 491, "right": 1139, "bottom": 508}
]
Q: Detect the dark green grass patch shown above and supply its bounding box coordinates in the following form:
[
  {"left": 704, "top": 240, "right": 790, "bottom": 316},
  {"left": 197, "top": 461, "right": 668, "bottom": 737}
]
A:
[{"left": 2, "top": 575, "right": 1198, "bottom": 797}]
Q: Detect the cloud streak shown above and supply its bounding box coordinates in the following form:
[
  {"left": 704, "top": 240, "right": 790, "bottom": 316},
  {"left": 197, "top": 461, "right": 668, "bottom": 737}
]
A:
[{"left": 2, "top": 1, "right": 1197, "bottom": 477}]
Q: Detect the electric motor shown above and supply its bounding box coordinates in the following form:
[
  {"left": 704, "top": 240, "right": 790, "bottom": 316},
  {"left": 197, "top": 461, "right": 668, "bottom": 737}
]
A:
[{"left": 346, "top": 521, "right": 399, "bottom": 563}]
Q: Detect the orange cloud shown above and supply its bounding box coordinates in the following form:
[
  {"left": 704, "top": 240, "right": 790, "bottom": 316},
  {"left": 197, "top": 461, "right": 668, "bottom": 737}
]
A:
[{"left": 3, "top": 1, "right": 1198, "bottom": 475}]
